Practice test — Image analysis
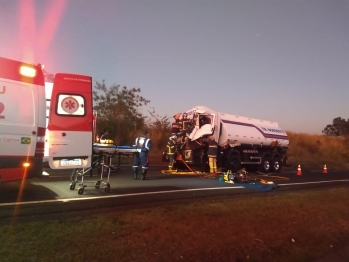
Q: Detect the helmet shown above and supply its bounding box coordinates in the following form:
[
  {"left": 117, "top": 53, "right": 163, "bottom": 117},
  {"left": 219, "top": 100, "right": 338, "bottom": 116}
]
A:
[{"left": 170, "top": 135, "right": 177, "bottom": 140}]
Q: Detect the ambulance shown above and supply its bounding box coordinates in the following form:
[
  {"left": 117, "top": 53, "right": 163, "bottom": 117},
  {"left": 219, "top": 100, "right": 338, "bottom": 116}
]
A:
[{"left": 0, "top": 57, "right": 93, "bottom": 182}]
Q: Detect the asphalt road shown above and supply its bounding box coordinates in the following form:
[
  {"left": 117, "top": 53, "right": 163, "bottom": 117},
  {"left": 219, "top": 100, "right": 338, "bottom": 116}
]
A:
[{"left": 0, "top": 165, "right": 348, "bottom": 225}]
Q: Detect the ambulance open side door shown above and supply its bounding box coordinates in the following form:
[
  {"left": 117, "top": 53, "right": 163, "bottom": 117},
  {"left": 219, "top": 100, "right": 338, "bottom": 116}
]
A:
[{"left": 47, "top": 73, "right": 93, "bottom": 169}]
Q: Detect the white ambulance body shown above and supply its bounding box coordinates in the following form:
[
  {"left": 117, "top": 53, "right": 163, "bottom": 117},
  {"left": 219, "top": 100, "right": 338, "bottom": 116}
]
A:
[
  {"left": 0, "top": 57, "right": 46, "bottom": 182},
  {"left": 0, "top": 56, "right": 93, "bottom": 182}
]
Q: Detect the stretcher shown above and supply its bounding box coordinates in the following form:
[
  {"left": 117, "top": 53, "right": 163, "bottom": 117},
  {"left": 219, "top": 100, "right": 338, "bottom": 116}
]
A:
[{"left": 69, "top": 143, "right": 138, "bottom": 195}]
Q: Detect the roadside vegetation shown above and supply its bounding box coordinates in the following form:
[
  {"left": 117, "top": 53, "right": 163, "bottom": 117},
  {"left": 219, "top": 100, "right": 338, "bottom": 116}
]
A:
[
  {"left": 1, "top": 187, "right": 349, "bottom": 262},
  {"left": 286, "top": 131, "right": 349, "bottom": 170}
]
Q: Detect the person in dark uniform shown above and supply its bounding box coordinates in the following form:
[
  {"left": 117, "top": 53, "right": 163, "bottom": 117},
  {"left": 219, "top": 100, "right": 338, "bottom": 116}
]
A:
[
  {"left": 167, "top": 135, "right": 177, "bottom": 170},
  {"left": 133, "top": 130, "right": 152, "bottom": 180},
  {"left": 207, "top": 136, "right": 218, "bottom": 173}
]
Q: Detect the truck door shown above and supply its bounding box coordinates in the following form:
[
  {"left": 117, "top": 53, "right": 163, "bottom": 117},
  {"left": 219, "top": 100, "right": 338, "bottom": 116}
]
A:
[
  {"left": 47, "top": 73, "right": 93, "bottom": 169},
  {"left": 191, "top": 114, "right": 215, "bottom": 140}
]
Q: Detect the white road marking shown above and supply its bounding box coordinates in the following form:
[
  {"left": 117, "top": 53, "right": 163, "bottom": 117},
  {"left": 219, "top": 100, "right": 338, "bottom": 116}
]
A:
[{"left": 0, "top": 179, "right": 348, "bottom": 207}]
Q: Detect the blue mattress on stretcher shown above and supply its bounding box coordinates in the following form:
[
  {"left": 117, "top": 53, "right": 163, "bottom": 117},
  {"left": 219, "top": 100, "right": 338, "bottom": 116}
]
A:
[
  {"left": 93, "top": 144, "right": 138, "bottom": 155},
  {"left": 93, "top": 143, "right": 117, "bottom": 154},
  {"left": 116, "top": 146, "right": 138, "bottom": 154}
]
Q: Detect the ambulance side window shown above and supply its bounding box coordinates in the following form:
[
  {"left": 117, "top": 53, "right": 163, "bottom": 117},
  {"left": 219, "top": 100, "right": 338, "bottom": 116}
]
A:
[{"left": 56, "top": 94, "right": 86, "bottom": 116}]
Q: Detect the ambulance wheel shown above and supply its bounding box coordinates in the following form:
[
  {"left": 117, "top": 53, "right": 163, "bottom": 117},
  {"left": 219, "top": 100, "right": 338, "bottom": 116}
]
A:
[
  {"left": 226, "top": 156, "right": 241, "bottom": 173},
  {"left": 69, "top": 184, "right": 75, "bottom": 190},
  {"left": 260, "top": 157, "right": 271, "bottom": 173},
  {"left": 78, "top": 188, "right": 84, "bottom": 195},
  {"left": 271, "top": 158, "right": 282, "bottom": 173}
]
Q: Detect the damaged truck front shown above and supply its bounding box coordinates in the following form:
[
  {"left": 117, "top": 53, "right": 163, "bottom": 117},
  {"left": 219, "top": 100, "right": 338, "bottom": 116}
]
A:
[{"left": 172, "top": 106, "right": 289, "bottom": 173}]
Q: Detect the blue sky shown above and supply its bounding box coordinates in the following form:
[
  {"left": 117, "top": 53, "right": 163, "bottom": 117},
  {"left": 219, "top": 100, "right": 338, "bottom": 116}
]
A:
[{"left": 1, "top": 0, "right": 348, "bottom": 134}]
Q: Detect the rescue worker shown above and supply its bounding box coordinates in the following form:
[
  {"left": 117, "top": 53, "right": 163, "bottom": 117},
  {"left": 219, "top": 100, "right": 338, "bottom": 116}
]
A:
[
  {"left": 96, "top": 128, "right": 108, "bottom": 143},
  {"left": 167, "top": 135, "right": 177, "bottom": 170},
  {"left": 133, "top": 130, "right": 152, "bottom": 180},
  {"left": 207, "top": 136, "right": 218, "bottom": 173}
]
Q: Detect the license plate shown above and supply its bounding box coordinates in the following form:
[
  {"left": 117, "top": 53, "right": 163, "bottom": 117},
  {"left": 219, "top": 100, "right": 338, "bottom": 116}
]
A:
[{"left": 60, "top": 159, "right": 82, "bottom": 167}]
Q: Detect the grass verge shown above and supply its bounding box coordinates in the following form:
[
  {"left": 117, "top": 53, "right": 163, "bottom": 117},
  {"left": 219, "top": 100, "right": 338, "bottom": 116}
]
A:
[{"left": 1, "top": 187, "right": 349, "bottom": 262}]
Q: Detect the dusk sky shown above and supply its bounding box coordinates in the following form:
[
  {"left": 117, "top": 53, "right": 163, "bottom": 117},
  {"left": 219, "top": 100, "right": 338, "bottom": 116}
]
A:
[{"left": 1, "top": 0, "right": 348, "bottom": 135}]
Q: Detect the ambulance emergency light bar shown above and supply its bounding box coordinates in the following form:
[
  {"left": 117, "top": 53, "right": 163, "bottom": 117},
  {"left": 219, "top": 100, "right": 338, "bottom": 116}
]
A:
[{"left": 20, "top": 65, "right": 37, "bottom": 77}]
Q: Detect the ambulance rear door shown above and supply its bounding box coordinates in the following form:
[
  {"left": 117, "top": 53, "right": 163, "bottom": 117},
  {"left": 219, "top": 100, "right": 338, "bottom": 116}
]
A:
[{"left": 47, "top": 73, "right": 93, "bottom": 169}]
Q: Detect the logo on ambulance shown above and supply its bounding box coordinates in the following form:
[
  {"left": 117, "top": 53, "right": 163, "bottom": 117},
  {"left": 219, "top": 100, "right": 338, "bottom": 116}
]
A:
[
  {"left": 21, "top": 137, "right": 31, "bottom": 144},
  {"left": 61, "top": 97, "right": 79, "bottom": 114}
]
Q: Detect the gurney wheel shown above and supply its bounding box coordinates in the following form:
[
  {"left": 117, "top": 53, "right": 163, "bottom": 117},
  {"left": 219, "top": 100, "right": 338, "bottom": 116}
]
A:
[
  {"left": 104, "top": 185, "right": 110, "bottom": 193},
  {"left": 69, "top": 184, "right": 75, "bottom": 190},
  {"left": 78, "top": 188, "right": 84, "bottom": 195},
  {"left": 95, "top": 181, "right": 100, "bottom": 189}
]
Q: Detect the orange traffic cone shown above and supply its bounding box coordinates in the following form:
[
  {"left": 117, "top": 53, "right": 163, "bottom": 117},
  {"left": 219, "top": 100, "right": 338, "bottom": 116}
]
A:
[
  {"left": 296, "top": 164, "right": 302, "bottom": 176},
  {"left": 323, "top": 164, "right": 327, "bottom": 174}
]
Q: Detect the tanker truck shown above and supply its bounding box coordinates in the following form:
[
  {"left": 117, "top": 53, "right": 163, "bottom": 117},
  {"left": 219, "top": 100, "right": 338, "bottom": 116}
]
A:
[{"left": 170, "top": 106, "right": 289, "bottom": 173}]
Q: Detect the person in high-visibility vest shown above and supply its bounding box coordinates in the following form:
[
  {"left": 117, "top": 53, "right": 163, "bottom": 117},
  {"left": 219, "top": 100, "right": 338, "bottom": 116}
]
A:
[
  {"left": 167, "top": 135, "right": 177, "bottom": 170},
  {"left": 207, "top": 136, "right": 218, "bottom": 173},
  {"left": 133, "top": 130, "right": 152, "bottom": 180}
]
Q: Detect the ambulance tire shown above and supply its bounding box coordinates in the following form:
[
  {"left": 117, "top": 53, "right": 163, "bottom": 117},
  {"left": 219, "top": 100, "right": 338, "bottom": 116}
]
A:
[{"left": 226, "top": 155, "right": 241, "bottom": 173}]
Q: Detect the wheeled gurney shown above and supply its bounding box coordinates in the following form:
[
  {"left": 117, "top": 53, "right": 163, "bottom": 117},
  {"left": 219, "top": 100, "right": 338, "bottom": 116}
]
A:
[{"left": 69, "top": 143, "right": 138, "bottom": 195}]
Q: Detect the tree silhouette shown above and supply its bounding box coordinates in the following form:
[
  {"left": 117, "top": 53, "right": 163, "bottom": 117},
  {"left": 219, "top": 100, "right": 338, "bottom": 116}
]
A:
[
  {"left": 322, "top": 117, "right": 349, "bottom": 136},
  {"left": 93, "top": 81, "right": 150, "bottom": 144}
]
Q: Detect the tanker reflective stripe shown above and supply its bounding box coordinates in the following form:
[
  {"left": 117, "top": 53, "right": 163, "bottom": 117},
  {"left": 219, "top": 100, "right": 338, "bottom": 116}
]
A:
[
  {"left": 57, "top": 95, "right": 85, "bottom": 116},
  {"left": 221, "top": 119, "right": 288, "bottom": 140}
]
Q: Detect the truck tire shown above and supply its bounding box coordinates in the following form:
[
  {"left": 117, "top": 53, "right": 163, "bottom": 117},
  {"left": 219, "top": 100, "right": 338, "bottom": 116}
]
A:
[
  {"left": 260, "top": 156, "right": 271, "bottom": 173},
  {"left": 271, "top": 157, "right": 283, "bottom": 173},
  {"left": 226, "top": 155, "right": 241, "bottom": 173}
]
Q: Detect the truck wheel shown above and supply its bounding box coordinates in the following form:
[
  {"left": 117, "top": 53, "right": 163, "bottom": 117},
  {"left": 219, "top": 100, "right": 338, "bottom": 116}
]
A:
[
  {"left": 260, "top": 157, "right": 271, "bottom": 173},
  {"left": 272, "top": 158, "right": 283, "bottom": 173},
  {"left": 226, "top": 156, "right": 241, "bottom": 173}
]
